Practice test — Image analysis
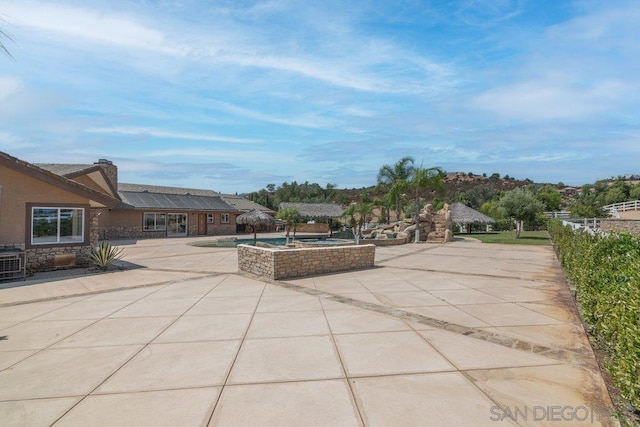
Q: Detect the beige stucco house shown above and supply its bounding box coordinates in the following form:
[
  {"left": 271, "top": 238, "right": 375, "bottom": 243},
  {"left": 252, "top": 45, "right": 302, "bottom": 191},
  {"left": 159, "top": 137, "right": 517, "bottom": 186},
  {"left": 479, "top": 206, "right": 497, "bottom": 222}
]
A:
[{"left": 0, "top": 152, "right": 271, "bottom": 275}]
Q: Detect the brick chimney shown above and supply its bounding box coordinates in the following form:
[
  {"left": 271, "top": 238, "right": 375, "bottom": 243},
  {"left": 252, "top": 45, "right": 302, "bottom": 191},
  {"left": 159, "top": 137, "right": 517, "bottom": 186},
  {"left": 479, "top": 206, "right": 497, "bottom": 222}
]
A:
[{"left": 94, "top": 159, "right": 118, "bottom": 192}]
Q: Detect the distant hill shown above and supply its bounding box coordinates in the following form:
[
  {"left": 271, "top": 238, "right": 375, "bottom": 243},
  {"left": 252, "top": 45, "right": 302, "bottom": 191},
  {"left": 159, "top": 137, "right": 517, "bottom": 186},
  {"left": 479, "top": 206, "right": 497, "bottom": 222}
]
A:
[{"left": 324, "top": 172, "right": 533, "bottom": 206}]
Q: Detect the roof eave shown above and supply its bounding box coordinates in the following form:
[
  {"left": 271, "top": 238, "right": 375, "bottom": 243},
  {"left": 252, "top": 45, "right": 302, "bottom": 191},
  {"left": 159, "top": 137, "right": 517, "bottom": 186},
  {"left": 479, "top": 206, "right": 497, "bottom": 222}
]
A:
[{"left": 0, "top": 152, "right": 119, "bottom": 209}]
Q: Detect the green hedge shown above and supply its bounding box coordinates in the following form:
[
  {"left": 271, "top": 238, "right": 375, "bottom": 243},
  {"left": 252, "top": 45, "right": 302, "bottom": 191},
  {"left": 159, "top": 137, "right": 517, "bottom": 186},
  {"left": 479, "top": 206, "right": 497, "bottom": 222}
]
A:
[{"left": 548, "top": 220, "right": 640, "bottom": 416}]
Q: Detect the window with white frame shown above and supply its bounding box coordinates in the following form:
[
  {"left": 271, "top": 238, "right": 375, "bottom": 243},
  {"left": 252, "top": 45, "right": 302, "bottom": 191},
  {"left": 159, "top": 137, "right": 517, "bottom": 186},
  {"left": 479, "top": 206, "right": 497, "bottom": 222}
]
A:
[
  {"left": 143, "top": 212, "right": 167, "bottom": 231},
  {"left": 207, "top": 213, "right": 215, "bottom": 224},
  {"left": 221, "top": 213, "right": 230, "bottom": 224},
  {"left": 31, "top": 207, "right": 84, "bottom": 245}
]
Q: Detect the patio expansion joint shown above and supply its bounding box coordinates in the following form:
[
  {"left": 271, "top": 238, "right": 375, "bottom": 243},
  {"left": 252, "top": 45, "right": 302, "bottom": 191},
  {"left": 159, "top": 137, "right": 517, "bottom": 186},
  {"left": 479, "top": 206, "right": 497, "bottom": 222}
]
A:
[
  {"left": 205, "top": 282, "right": 268, "bottom": 426},
  {"left": 0, "top": 272, "right": 223, "bottom": 308},
  {"left": 320, "top": 304, "right": 367, "bottom": 425},
  {"left": 375, "top": 244, "right": 442, "bottom": 263},
  {"left": 47, "top": 277, "right": 230, "bottom": 425},
  {"left": 249, "top": 273, "right": 596, "bottom": 369},
  {"left": 0, "top": 284, "right": 182, "bottom": 374},
  {"left": 375, "top": 264, "right": 560, "bottom": 284}
]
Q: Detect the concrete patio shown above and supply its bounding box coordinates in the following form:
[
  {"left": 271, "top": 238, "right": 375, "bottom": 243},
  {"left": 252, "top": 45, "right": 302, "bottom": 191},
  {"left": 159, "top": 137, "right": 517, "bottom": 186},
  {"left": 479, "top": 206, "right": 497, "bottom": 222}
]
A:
[{"left": 0, "top": 236, "right": 619, "bottom": 426}]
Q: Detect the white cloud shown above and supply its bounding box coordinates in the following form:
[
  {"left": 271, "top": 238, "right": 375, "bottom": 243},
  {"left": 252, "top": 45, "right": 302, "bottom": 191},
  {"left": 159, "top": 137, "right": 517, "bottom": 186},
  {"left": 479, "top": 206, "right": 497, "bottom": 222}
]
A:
[
  {"left": 0, "top": 76, "right": 22, "bottom": 100},
  {"left": 85, "top": 126, "right": 260, "bottom": 144},
  {"left": 471, "top": 79, "right": 628, "bottom": 121},
  {"left": 3, "top": 1, "right": 456, "bottom": 94},
  {"left": 143, "top": 148, "right": 286, "bottom": 163},
  {"left": 210, "top": 101, "right": 340, "bottom": 129},
  {"left": 0, "top": 131, "right": 37, "bottom": 150},
  {"left": 2, "top": 1, "right": 186, "bottom": 55},
  {"left": 455, "top": 0, "right": 524, "bottom": 27}
]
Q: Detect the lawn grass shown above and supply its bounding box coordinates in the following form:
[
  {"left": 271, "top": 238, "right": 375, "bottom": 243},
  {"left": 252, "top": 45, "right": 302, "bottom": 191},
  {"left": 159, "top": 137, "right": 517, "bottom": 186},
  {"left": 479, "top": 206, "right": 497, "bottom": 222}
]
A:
[{"left": 460, "top": 230, "right": 551, "bottom": 245}]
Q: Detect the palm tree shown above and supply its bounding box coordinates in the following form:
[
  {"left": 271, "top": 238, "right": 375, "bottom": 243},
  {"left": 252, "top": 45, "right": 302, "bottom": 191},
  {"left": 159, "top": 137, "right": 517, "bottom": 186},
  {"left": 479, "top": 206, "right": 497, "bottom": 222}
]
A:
[
  {"left": 276, "top": 207, "right": 299, "bottom": 244},
  {"left": 1, "top": 20, "right": 13, "bottom": 59},
  {"left": 343, "top": 202, "right": 373, "bottom": 244},
  {"left": 354, "top": 202, "right": 373, "bottom": 243},
  {"left": 377, "top": 157, "right": 415, "bottom": 222},
  {"left": 342, "top": 204, "right": 358, "bottom": 242},
  {"left": 410, "top": 166, "right": 444, "bottom": 243}
]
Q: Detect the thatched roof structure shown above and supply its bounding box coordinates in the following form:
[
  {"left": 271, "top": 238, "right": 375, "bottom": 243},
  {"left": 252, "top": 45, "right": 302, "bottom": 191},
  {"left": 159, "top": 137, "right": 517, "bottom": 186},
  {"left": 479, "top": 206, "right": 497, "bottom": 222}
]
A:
[
  {"left": 236, "top": 209, "right": 276, "bottom": 226},
  {"left": 236, "top": 209, "right": 276, "bottom": 244},
  {"left": 450, "top": 203, "right": 496, "bottom": 225},
  {"left": 221, "top": 194, "right": 276, "bottom": 215},
  {"left": 279, "top": 202, "right": 344, "bottom": 218}
]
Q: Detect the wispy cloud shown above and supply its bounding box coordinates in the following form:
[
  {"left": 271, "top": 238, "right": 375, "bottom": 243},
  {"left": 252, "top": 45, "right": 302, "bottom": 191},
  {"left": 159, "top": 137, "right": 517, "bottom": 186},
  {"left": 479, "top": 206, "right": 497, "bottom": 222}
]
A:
[
  {"left": 0, "top": 131, "right": 37, "bottom": 150},
  {"left": 2, "top": 1, "right": 639, "bottom": 192},
  {"left": 0, "top": 76, "right": 22, "bottom": 100},
  {"left": 209, "top": 101, "right": 341, "bottom": 129},
  {"left": 4, "top": 1, "right": 456, "bottom": 94},
  {"left": 2, "top": 1, "right": 186, "bottom": 55},
  {"left": 454, "top": 0, "right": 524, "bottom": 27},
  {"left": 471, "top": 79, "right": 628, "bottom": 121},
  {"left": 85, "top": 127, "right": 261, "bottom": 144}
]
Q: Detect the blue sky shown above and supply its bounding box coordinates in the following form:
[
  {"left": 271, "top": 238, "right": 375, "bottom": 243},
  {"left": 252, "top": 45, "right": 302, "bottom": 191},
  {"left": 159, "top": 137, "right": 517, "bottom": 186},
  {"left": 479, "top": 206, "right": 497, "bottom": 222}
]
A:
[{"left": 1, "top": 0, "right": 639, "bottom": 193}]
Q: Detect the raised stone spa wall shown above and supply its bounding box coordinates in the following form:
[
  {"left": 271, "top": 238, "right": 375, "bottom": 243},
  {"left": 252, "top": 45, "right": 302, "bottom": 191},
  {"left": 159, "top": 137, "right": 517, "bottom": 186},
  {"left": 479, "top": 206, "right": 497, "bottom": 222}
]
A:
[
  {"left": 292, "top": 240, "right": 353, "bottom": 248},
  {"left": 238, "top": 244, "right": 375, "bottom": 280}
]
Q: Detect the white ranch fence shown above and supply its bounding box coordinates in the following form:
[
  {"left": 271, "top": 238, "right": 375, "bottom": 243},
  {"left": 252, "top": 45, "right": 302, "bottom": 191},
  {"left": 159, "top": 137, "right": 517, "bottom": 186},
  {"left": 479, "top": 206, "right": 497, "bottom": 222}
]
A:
[{"left": 603, "top": 200, "right": 640, "bottom": 218}]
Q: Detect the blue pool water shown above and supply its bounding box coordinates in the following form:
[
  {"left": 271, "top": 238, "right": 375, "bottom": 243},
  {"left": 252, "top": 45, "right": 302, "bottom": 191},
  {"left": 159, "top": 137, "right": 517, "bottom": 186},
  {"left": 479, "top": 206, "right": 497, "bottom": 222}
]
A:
[{"left": 195, "top": 237, "right": 353, "bottom": 248}]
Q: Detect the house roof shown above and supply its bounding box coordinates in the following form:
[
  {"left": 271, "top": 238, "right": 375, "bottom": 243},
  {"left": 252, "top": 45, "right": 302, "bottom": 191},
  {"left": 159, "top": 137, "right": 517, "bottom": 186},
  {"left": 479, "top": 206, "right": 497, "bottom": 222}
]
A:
[
  {"left": 118, "top": 191, "right": 239, "bottom": 211},
  {"left": 279, "top": 202, "right": 344, "bottom": 218},
  {"left": 450, "top": 202, "right": 496, "bottom": 225},
  {"left": 221, "top": 194, "right": 276, "bottom": 214},
  {"left": 35, "top": 163, "right": 97, "bottom": 177},
  {"left": 19, "top": 157, "right": 274, "bottom": 213},
  {"left": 0, "top": 152, "right": 118, "bottom": 208},
  {"left": 118, "top": 183, "right": 220, "bottom": 197}
]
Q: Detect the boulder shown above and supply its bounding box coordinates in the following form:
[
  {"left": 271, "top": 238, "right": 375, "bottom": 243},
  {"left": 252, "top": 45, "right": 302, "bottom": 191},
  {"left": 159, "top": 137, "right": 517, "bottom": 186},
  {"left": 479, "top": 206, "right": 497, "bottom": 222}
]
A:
[{"left": 445, "top": 229, "right": 454, "bottom": 242}]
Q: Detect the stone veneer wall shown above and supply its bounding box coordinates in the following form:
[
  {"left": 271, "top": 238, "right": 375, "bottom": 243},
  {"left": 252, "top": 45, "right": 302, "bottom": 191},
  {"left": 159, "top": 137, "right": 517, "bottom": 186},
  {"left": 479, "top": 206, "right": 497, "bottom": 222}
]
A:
[
  {"left": 100, "top": 227, "right": 166, "bottom": 240},
  {"left": 293, "top": 240, "right": 353, "bottom": 248},
  {"left": 599, "top": 219, "right": 640, "bottom": 236},
  {"left": 364, "top": 237, "right": 408, "bottom": 246},
  {"left": 25, "top": 245, "right": 92, "bottom": 273},
  {"left": 238, "top": 244, "right": 375, "bottom": 280},
  {"left": 294, "top": 223, "right": 330, "bottom": 233},
  {"left": 100, "top": 224, "right": 237, "bottom": 240}
]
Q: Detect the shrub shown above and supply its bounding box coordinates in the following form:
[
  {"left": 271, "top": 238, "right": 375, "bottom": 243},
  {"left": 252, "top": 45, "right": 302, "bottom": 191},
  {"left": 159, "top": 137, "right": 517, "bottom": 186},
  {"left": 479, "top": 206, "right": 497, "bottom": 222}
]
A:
[
  {"left": 90, "top": 241, "right": 124, "bottom": 270},
  {"left": 548, "top": 220, "right": 640, "bottom": 421}
]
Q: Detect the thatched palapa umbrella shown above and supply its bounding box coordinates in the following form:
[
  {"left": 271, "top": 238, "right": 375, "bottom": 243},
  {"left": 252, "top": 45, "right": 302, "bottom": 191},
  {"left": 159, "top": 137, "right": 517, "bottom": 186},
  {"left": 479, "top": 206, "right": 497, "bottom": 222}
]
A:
[
  {"left": 450, "top": 202, "right": 496, "bottom": 233},
  {"left": 236, "top": 209, "right": 276, "bottom": 244}
]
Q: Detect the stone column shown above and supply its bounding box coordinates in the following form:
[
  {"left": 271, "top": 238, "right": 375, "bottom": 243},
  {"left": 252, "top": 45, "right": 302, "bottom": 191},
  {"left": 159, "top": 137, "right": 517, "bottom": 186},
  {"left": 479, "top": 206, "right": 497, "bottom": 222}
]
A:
[{"left": 90, "top": 209, "right": 100, "bottom": 246}]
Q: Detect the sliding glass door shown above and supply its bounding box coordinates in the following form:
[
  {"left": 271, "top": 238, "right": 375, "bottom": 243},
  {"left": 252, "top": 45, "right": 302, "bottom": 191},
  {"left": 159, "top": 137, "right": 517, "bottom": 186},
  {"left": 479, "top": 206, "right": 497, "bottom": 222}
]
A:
[{"left": 167, "top": 213, "right": 188, "bottom": 237}]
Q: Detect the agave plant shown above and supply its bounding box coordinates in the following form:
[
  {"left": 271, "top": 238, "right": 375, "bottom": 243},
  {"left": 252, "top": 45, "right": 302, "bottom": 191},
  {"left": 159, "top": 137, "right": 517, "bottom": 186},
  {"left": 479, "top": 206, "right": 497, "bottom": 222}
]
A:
[{"left": 90, "top": 241, "right": 124, "bottom": 270}]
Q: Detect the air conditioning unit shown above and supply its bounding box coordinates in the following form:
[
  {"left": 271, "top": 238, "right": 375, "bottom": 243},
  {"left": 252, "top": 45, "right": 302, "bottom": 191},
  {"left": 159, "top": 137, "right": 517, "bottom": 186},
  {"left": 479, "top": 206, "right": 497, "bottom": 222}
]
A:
[{"left": 0, "top": 249, "right": 26, "bottom": 281}]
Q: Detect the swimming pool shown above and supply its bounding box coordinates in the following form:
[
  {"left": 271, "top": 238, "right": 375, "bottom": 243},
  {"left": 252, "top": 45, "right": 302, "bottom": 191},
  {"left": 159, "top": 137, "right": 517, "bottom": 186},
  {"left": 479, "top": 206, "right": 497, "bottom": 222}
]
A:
[{"left": 193, "top": 237, "right": 354, "bottom": 248}]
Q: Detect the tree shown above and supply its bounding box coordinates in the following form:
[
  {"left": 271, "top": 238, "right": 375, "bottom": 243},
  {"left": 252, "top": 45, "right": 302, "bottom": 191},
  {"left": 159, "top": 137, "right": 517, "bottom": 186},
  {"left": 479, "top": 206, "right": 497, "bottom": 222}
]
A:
[
  {"left": 354, "top": 202, "right": 373, "bottom": 243},
  {"left": 535, "top": 184, "right": 562, "bottom": 211},
  {"left": 569, "top": 184, "right": 607, "bottom": 218},
  {"left": 276, "top": 207, "right": 299, "bottom": 244},
  {"left": 377, "top": 157, "right": 415, "bottom": 222},
  {"left": 499, "top": 188, "right": 544, "bottom": 238},
  {"left": 462, "top": 185, "right": 497, "bottom": 209},
  {"left": 409, "top": 166, "right": 444, "bottom": 243},
  {"left": 342, "top": 202, "right": 372, "bottom": 244},
  {"left": 480, "top": 200, "right": 503, "bottom": 219}
]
